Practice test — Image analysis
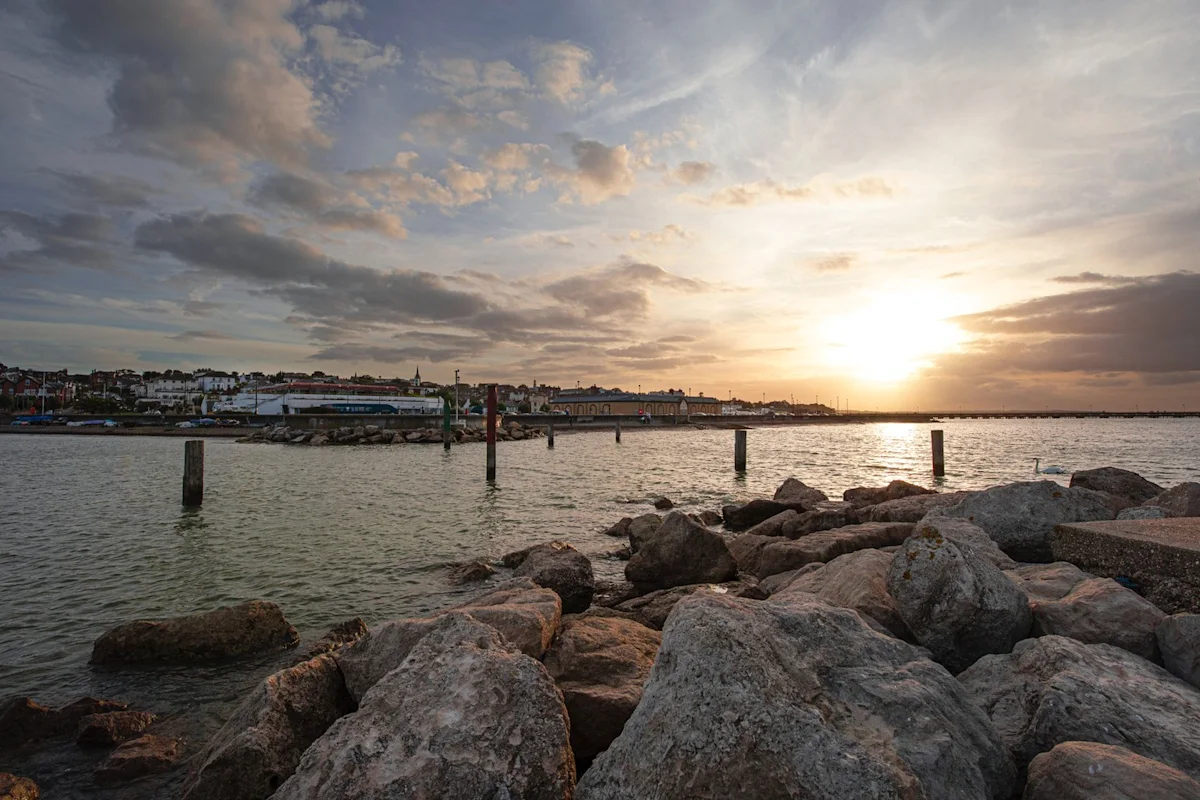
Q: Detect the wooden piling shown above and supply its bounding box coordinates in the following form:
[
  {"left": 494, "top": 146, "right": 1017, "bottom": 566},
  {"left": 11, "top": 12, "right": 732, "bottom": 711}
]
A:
[
  {"left": 486, "top": 385, "right": 497, "bottom": 481},
  {"left": 615, "top": 421, "right": 621, "bottom": 443},
  {"left": 442, "top": 397, "right": 452, "bottom": 451},
  {"left": 734, "top": 429, "right": 747, "bottom": 472},
  {"left": 547, "top": 423, "right": 554, "bottom": 448},
  {"left": 182, "top": 440, "right": 204, "bottom": 506},
  {"left": 931, "top": 429, "right": 945, "bottom": 477}
]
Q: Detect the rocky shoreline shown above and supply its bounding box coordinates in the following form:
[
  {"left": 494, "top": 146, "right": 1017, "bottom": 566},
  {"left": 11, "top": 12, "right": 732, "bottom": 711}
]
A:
[
  {"left": 236, "top": 420, "right": 545, "bottom": 446},
  {"left": 4, "top": 467, "right": 1200, "bottom": 798}
]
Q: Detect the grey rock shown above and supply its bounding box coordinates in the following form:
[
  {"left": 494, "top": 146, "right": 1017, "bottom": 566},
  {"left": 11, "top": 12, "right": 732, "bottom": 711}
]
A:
[
  {"left": 1146, "top": 483, "right": 1200, "bottom": 517},
  {"left": 94, "top": 734, "right": 180, "bottom": 785},
  {"left": 1158, "top": 614, "right": 1200, "bottom": 689},
  {"left": 76, "top": 711, "right": 156, "bottom": 747},
  {"left": 181, "top": 654, "right": 354, "bottom": 800},
  {"left": 626, "top": 513, "right": 663, "bottom": 553},
  {"left": 843, "top": 479, "right": 936, "bottom": 509},
  {"left": 721, "top": 498, "right": 797, "bottom": 530},
  {"left": 741, "top": 509, "right": 798, "bottom": 538},
  {"left": 577, "top": 593, "right": 1015, "bottom": 799},
  {"left": 1119, "top": 505, "right": 1172, "bottom": 520},
  {"left": 652, "top": 497, "right": 674, "bottom": 510},
  {"left": 510, "top": 541, "right": 595, "bottom": 614},
  {"left": 913, "top": 515, "right": 1018, "bottom": 570},
  {"left": 447, "top": 560, "right": 496, "bottom": 584},
  {"left": 613, "top": 581, "right": 765, "bottom": 630},
  {"left": 743, "top": 522, "right": 915, "bottom": 579},
  {"left": 771, "top": 549, "right": 911, "bottom": 640},
  {"left": 625, "top": 512, "right": 737, "bottom": 591},
  {"left": 1007, "top": 562, "right": 1093, "bottom": 601},
  {"left": 855, "top": 491, "right": 972, "bottom": 523},
  {"left": 1070, "top": 467, "right": 1164, "bottom": 511},
  {"left": 1025, "top": 741, "right": 1200, "bottom": 800},
  {"left": 602, "top": 517, "right": 632, "bottom": 538},
  {"left": 696, "top": 509, "right": 723, "bottom": 527},
  {"left": 959, "top": 635, "right": 1200, "bottom": 782},
  {"left": 300, "top": 618, "right": 367, "bottom": 660},
  {"left": 780, "top": 506, "right": 858, "bottom": 538},
  {"left": 927, "top": 480, "right": 1114, "bottom": 562},
  {"left": 771, "top": 477, "right": 828, "bottom": 507},
  {"left": 1030, "top": 577, "right": 1165, "bottom": 660},
  {"left": 276, "top": 613, "right": 574, "bottom": 800},
  {"left": 888, "top": 523, "right": 1032, "bottom": 673}
]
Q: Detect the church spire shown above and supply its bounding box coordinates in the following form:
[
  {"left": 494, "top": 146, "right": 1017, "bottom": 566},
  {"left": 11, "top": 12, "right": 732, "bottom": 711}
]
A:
[{"left": 413, "top": 365, "right": 422, "bottom": 385}]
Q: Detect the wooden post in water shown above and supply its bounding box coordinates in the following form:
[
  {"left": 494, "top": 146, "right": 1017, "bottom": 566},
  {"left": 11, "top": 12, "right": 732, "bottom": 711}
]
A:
[
  {"left": 931, "top": 429, "right": 945, "bottom": 477},
  {"left": 734, "top": 429, "right": 747, "bottom": 472},
  {"left": 615, "top": 421, "right": 621, "bottom": 443},
  {"left": 442, "top": 397, "right": 452, "bottom": 451},
  {"left": 183, "top": 440, "right": 204, "bottom": 506},
  {"left": 547, "top": 423, "right": 554, "bottom": 448},
  {"left": 486, "top": 385, "right": 497, "bottom": 481}
]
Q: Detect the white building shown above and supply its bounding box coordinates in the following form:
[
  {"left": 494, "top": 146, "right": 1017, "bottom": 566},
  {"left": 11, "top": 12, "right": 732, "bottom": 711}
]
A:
[
  {"left": 196, "top": 371, "right": 237, "bottom": 392},
  {"left": 214, "top": 381, "right": 443, "bottom": 415},
  {"left": 137, "top": 374, "right": 202, "bottom": 407}
]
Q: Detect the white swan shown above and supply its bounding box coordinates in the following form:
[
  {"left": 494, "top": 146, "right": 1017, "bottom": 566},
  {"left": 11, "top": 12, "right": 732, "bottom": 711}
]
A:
[{"left": 1034, "top": 458, "right": 1066, "bottom": 474}]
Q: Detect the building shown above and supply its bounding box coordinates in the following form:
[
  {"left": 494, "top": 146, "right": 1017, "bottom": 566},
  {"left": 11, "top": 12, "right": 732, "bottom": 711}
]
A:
[
  {"left": 196, "top": 371, "right": 238, "bottom": 393},
  {"left": 549, "top": 391, "right": 722, "bottom": 417},
  {"left": 214, "top": 381, "right": 443, "bottom": 415},
  {"left": 136, "top": 371, "right": 202, "bottom": 408}
]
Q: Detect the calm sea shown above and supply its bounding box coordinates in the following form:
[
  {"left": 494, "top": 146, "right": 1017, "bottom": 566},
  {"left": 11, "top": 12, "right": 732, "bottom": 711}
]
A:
[{"left": 2, "top": 418, "right": 1198, "bottom": 797}]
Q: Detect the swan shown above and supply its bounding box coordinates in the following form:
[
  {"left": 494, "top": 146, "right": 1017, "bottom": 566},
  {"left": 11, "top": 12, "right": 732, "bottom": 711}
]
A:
[{"left": 1034, "top": 458, "right": 1066, "bottom": 474}]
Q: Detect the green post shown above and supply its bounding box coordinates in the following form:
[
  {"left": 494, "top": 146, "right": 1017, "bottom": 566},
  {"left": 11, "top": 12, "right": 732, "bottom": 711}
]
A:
[{"left": 442, "top": 397, "right": 452, "bottom": 451}]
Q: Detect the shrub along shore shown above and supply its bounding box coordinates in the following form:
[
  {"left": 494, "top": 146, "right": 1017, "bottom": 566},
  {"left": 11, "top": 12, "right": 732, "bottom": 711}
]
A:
[{"left": 4, "top": 467, "right": 1200, "bottom": 798}]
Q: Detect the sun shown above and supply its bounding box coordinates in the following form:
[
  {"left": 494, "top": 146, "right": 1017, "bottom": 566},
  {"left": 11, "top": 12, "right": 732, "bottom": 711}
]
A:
[{"left": 823, "top": 292, "right": 967, "bottom": 382}]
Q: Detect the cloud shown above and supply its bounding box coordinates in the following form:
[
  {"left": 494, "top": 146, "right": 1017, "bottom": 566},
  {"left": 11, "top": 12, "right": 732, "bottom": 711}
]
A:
[
  {"left": 248, "top": 171, "right": 406, "bottom": 238},
  {"left": 622, "top": 225, "right": 692, "bottom": 246},
  {"left": 413, "top": 107, "right": 484, "bottom": 139},
  {"left": 47, "top": 171, "right": 153, "bottom": 208},
  {"left": 168, "top": 329, "right": 235, "bottom": 341},
  {"left": 690, "top": 175, "right": 899, "bottom": 207},
  {"left": 310, "top": 1, "right": 364, "bottom": 22},
  {"left": 309, "top": 24, "right": 400, "bottom": 73},
  {"left": 1049, "top": 272, "right": 1140, "bottom": 285},
  {"left": 533, "top": 41, "right": 608, "bottom": 104},
  {"left": 0, "top": 209, "right": 117, "bottom": 271},
  {"left": 546, "top": 138, "right": 636, "bottom": 204},
  {"left": 670, "top": 161, "right": 716, "bottom": 185},
  {"left": 543, "top": 259, "right": 710, "bottom": 318},
  {"left": 497, "top": 110, "right": 529, "bottom": 130},
  {"left": 50, "top": 0, "right": 328, "bottom": 171},
  {"left": 481, "top": 142, "right": 547, "bottom": 172},
  {"left": 810, "top": 253, "right": 856, "bottom": 273}
]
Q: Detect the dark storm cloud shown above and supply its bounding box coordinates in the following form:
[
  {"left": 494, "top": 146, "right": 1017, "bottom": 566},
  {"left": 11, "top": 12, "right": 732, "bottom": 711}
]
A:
[
  {"left": 544, "top": 259, "right": 709, "bottom": 318},
  {"left": 47, "top": 171, "right": 153, "bottom": 208},
  {"left": 0, "top": 209, "right": 117, "bottom": 271},
  {"left": 248, "top": 172, "right": 406, "bottom": 238},
  {"left": 134, "top": 212, "right": 485, "bottom": 323}
]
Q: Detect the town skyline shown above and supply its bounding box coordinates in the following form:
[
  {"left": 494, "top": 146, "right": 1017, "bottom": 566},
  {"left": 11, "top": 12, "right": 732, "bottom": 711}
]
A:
[{"left": 1, "top": 1, "right": 1197, "bottom": 411}]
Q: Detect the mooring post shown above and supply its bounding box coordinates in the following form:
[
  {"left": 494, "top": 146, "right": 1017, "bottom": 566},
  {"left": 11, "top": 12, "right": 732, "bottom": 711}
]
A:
[
  {"left": 547, "top": 423, "right": 555, "bottom": 448},
  {"left": 615, "top": 420, "right": 621, "bottom": 443},
  {"left": 734, "top": 429, "right": 747, "bottom": 472},
  {"left": 931, "top": 429, "right": 945, "bottom": 477},
  {"left": 183, "top": 440, "right": 204, "bottom": 506},
  {"left": 486, "top": 385, "right": 497, "bottom": 481},
  {"left": 442, "top": 397, "right": 452, "bottom": 451}
]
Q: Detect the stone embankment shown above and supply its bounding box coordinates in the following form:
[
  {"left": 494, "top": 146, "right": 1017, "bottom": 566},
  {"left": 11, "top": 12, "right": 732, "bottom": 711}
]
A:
[
  {"left": 8, "top": 469, "right": 1200, "bottom": 799},
  {"left": 237, "top": 420, "right": 544, "bottom": 446}
]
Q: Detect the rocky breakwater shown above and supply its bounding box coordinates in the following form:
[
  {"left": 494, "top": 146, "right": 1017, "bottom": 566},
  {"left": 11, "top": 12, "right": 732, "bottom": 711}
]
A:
[{"left": 239, "top": 419, "right": 544, "bottom": 446}]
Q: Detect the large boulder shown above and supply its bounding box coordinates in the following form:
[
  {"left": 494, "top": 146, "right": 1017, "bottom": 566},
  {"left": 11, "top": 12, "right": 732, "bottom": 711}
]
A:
[
  {"left": 1070, "top": 467, "right": 1165, "bottom": 511},
  {"left": 741, "top": 522, "right": 915, "bottom": 579},
  {"left": 1009, "top": 564, "right": 1170, "bottom": 661},
  {"left": 0, "top": 774, "right": 39, "bottom": 799},
  {"left": 1158, "top": 614, "right": 1200, "bottom": 689},
  {"left": 626, "top": 513, "right": 663, "bottom": 553},
  {"left": 770, "top": 549, "right": 911, "bottom": 640},
  {"left": 336, "top": 578, "right": 561, "bottom": 702},
  {"left": 843, "top": 480, "right": 936, "bottom": 509},
  {"left": 1119, "top": 505, "right": 1172, "bottom": 520},
  {"left": 772, "top": 477, "right": 828, "bottom": 507},
  {"left": 613, "top": 581, "right": 766, "bottom": 630},
  {"left": 888, "top": 523, "right": 1032, "bottom": 672},
  {"left": 576, "top": 593, "right": 1015, "bottom": 799},
  {"left": 780, "top": 506, "right": 858, "bottom": 538},
  {"left": 625, "top": 512, "right": 737, "bottom": 591},
  {"left": 90, "top": 600, "right": 299, "bottom": 664},
  {"left": 1146, "top": 483, "right": 1200, "bottom": 517},
  {"left": 926, "top": 480, "right": 1114, "bottom": 562},
  {"left": 741, "top": 509, "right": 798, "bottom": 538},
  {"left": 914, "top": 515, "right": 1017, "bottom": 570},
  {"left": 1025, "top": 741, "right": 1200, "bottom": 800},
  {"left": 721, "top": 498, "right": 795, "bottom": 530},
  {"left": 507, "top": 541, "right": 595, "bottom": 613},
  {"left": 855, "top": 491, "right": 972, "bottom": 523},
  {"left": 542, "top": 614, "right": 661, "bottom": 768},
  {"left": 181, "top": 654, "right": 355, "bottom": 800},
  {"left": 275, "top": 613, "right": 575, "bottom": 800},
  {"left": 959, "top": 635, "right": 1200, "bottom": 782}
]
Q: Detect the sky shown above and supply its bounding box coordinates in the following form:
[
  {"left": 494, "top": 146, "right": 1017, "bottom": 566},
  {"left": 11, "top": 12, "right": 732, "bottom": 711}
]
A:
[{"left": 0, "top": 0, "right": 1197, "bottom": 410}]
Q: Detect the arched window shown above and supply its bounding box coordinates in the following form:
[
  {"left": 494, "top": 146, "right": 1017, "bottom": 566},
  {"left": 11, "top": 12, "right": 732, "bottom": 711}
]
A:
[
  {"left": 602, "top": 404, "right": 611, "bottom": 414},
  {"left": 576, "top": 404, "right": 584, "bottom": 415},
  {"left": 589, "top": 404, "right": 598, "bottom": 414}
]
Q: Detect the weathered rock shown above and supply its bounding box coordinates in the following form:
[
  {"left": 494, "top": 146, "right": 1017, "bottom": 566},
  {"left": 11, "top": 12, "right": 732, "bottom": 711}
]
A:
[
  {"left": 843, "top": 479, "right": 936, "bottom": 509},
  {"left": 1028, "top": 576, "right": 1165, "bottom": 660},
  {"left": 771, "top": 549, "right": 911, "bottom": 640},
  {"left": 577, "top": 593, "right": 1015, "bottom": 799},
  {"left": 592, "top": 579, "right": 642, "bottom": 608},
  {"left": 652, "top": 497, "right": 674, "bottom": 510},
  {"left": 772, "top": 477, "right": 828, "bottom": 507},
  {"left": 927, "top": 480, "right": 1114, "bottom": 562},
  {"left": 913, "top": 515, "right": 1018, "bottom": 570},
  {"left": 1120, "top": 505, "right": 1172, "bottom": 520},
  {"left": 613, "top": 581, "right": 765, "bottom": 630},
  {"left": 335, "top": 578, "right": 561, "bottom": 702},
  {"left": 601, "top": 517, "right": 632, "bottom": 538},
  {"left": 1147, "top": 483, "right": 1200, "bottom": 517},
  {"left": 1007, "top": 562, "right": 1093, "bottom": 601},
  {"left": 275, "top": 613, "right": 575, "bottom": 800},
  {"left": 181, "top": 654, "right": 354, "bottom": 800},
  {"left": 90, "top": 600, "right": 300, "bottom": 664},
  {"left": 744, "top": 521, "right": 915, "bottom": 579},
  {"left": 721, "top": 498, "right": 795, "bottom": 530},
  {"left": 307, "top": 433, "right": 328, "bottom": 446},
  {"left": 543, "top": 614, "right": 661, "bottom": 768},
  {"left": 0, "top": 774, "right": 39, "bottom": 800},
  {"left": 301, "top": 618, "right": 367, "bottom": 660},
  {"left": 511, "top": 541, "right": 595, "bottom": 613},
  {"left": 94, "top": 734, "right": 181, "bottom": 785},
  {"left": 780, "top": 506, "right": 858, "bottom": 538},
  {"left": 855, "top": 491, "right": 972, "bottom": 523},
  {"left": 1070, "top": 467, "right": 1165, "bottom": 512},
  {"left": 626, "top": 513, "right": 663, "bottom": 553},
  {"left": 888, "top": 523, "right": 1032, "bottom": 672},
  {"left": 696, "top": 510, "right": 723, "bottom": 527},
  {"left": 625, "top": 511, "right": 737, "bottom": 591},
  {"left": 960, "top": 635, "right": 1200, "bottom": 782},
  {"left": 741, "top": 509, "right": 797, "bottom": 538},
  {"left": 1158, "top": 614, "right": 1200, "bottom": 689},
  {"left": 0, "top": 697, "right": 127, "bottom": 750},
  {"left": 1025, "top": 741, "right": 1200, "bottom": 800},
  {"left": 76, "top": 711, "right": 156, "bottom": 747}
]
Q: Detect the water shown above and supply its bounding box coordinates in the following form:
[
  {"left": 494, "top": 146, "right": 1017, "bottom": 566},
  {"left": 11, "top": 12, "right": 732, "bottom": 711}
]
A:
[{"left": 2, "top": 419, "right": 1198, "bottom": 796}]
